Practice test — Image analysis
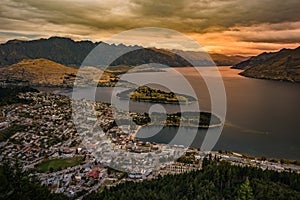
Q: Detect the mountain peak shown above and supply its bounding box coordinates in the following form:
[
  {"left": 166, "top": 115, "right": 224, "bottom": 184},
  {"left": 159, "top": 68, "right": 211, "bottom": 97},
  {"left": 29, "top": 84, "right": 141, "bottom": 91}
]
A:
[
  {"left": 5, "top": 39, "right": 25, "bottom": 44},
  {"left": 47, "top": 36, "right": 76, "bottom": 42}
]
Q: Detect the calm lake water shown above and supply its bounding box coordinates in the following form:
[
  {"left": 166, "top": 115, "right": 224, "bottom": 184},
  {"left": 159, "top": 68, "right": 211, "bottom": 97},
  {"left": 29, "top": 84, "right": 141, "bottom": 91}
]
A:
[{"left": 67, "top": 67, "right": 300, "bottom": 159}]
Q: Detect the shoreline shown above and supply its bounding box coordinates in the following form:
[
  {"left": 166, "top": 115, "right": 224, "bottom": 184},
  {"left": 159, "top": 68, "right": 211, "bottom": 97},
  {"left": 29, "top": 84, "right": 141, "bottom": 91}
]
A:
[{"left": 145, "top": 122, "right": 223, "bottom": 129}]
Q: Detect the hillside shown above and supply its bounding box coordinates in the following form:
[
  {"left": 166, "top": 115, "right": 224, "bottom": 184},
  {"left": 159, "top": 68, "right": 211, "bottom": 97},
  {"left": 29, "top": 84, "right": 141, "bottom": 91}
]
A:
[
  {"left": 0, "top": 59, "right": 143, "bottom": 87},
  {"left": 233, "top": 47, "right": 300, "bottom": 82},
  {"left": 0, "top": 37, "right": 245, "bottom": 68},
  {"left": 0, "top": 58, "right": 77, "bottom": 87},
  {"left": 85, "top": 160, "right": 300, "bottom": 200},
  {"left": 232, "top": 48, "right": 293, "bottom": 70}
]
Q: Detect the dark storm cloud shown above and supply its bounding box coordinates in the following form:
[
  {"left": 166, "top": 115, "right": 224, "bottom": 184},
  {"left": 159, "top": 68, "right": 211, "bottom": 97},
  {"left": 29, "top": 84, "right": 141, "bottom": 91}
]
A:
[
  {"left": 0, "top": 31, "right": 43, "bottom": 38},
  {"left": 1, "top": 0, "right": 299, "bottom": 32},
  {"left": 0, "top": 0, "right": 299, "bottom": 46},
  {"left": 240, "top": 34, "right": 300, "bottom": 44},
  {"left": 130, "top": 0, "right": 300, "bottom": 32}
]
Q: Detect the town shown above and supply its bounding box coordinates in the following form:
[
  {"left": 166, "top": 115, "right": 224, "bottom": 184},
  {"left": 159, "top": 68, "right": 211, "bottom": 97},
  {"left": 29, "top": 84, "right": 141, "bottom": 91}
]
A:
[{"left": 0, "top": 91, "right": 299, "bottom": 199}]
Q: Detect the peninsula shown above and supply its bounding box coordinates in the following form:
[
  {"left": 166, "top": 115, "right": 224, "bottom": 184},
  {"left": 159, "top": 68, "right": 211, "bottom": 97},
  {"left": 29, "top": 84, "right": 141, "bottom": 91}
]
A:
[{"left": 132, "top": 111, "right": 222, "bottom": 128}]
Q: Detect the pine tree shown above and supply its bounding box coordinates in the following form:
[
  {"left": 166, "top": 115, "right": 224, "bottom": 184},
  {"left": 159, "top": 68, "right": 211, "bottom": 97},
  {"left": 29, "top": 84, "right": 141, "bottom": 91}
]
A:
[{"left": 236, "top": 177, "right": 254, "bottom": 200}]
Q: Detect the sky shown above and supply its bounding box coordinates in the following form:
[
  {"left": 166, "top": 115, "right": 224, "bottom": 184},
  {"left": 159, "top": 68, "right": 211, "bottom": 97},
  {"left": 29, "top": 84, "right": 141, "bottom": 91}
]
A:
[{"left": 1, "top": 0, "right": 300, "bottom": 56}]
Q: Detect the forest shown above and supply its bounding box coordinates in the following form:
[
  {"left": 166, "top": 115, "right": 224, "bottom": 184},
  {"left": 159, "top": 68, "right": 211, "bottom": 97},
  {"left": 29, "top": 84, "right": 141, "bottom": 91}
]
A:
[
  {"left": 1, "top": 157, "right": 299, "bottom": 199},
  {"left": 85, "top": 158, "right": 300, "bottom": 200}
]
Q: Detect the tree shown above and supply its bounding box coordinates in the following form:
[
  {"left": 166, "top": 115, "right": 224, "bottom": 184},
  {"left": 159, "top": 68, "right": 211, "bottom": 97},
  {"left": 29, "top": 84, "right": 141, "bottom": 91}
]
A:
[
  {"left": 260, "top": 156, "right": 267, "bottom": 161},
  {"left": 236, "top": 177, "right": 254, "bottom": 200},
  {"left": 0, "top": 158, "right": 67, "bottom": 199},
  {"left": 85, "top": 161, "right": 300, "bottom": 200}
]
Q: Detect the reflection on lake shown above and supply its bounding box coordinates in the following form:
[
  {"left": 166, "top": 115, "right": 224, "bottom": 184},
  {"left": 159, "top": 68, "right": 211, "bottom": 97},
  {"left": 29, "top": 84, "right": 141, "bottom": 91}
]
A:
[{"left": 66, "top": 66, "right": 300, "bottom": 159}]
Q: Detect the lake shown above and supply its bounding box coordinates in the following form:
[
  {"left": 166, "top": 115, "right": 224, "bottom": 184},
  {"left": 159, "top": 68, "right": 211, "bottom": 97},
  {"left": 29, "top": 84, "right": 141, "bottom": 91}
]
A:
[{"left": 68, "top": 66, "right": 300, "bottom": 160}]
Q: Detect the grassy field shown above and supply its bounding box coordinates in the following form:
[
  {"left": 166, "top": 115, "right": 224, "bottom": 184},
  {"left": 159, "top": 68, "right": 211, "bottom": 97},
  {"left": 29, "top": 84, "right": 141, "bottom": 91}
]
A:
[{"left": 36, "top": 157, "right": 83, "bottom": 173}]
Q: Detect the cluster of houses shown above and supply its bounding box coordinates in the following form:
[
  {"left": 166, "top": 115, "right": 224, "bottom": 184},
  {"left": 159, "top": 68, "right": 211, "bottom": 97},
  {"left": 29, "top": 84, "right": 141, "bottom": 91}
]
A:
[
  {"left": 38, "top": 162, "right": 107, "bottom": 197},
  {"left": 0, "top": 91, "right": 298, "bottom": 198},
  {"left": 0, "top": 92, "right": 202, "bottom": 197},
  {"left": 0, "top": 93, "right": 79, "bottom": 164},
  {"left": 213, "top": 152, "right": 300, "bottom": 173},
  {"left": 0, "top": 92, "right": 108, "bottom": 197}
]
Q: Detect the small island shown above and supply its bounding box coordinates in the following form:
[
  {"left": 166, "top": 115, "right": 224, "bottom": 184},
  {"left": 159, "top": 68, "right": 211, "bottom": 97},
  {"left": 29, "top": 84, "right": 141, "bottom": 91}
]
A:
[{"left": 117, "top": 86, "right": 197, "bottom": 104}]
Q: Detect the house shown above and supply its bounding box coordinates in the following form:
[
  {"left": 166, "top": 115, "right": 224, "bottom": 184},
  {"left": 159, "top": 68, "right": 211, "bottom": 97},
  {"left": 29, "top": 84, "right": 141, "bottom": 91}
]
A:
[{"left": 88, "top": 170, "right": 99, "bottom": 179}]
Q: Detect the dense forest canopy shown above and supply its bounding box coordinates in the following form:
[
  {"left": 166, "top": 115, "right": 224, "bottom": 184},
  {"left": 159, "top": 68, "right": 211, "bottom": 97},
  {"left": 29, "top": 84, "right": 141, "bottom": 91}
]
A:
[{"left": 85, "top": 158, "right": 300, "bottom": 200}]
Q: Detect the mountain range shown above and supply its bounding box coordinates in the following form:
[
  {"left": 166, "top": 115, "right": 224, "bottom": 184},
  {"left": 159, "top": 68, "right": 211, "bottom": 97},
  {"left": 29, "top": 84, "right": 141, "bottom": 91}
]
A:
[
  {"left": 233, "top": 47, "right": 300, "bottom": 83},
  {"left": 1, "top": 36, "right": 299, "bottom": 84},
  {"left": 0, "top": 37, "right": 246, "bottom": 68}
]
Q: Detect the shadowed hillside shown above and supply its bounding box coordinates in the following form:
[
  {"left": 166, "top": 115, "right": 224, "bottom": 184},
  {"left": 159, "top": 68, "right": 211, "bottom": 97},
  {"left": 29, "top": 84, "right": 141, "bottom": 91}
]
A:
[
  {"left": 233, "top": 47, "right": 300, "bottom": 82},
  {"left": 0, "top": 37, "right": 97, "bottom": 68}
]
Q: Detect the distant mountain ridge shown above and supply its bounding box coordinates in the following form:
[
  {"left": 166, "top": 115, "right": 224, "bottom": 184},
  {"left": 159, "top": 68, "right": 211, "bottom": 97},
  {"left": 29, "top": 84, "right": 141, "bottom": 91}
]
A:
[
  {"left": 0, "top": 37, "right": 98, "bottom": 68},
  {"left": 0, "top": 37, "right": 245, "bottom": 68},
  {"left": 172, "top": 50, "right": 247, "bottom": 66},
  {"left": 233, "top": 47, "right": 300, "bottom": 82}
]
